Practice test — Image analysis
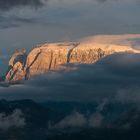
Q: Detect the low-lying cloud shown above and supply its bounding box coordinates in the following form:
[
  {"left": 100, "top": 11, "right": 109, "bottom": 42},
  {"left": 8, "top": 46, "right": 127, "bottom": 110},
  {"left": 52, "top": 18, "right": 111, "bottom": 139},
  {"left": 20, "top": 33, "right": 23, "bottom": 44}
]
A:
[
  {"left": 0, "top": 53, "right": 140, "bottom": 103},
  {"left": 49, "top": 100, "right": 107, "bottom": 130},
  {"left": 0, "top": 109, "right": 25, "bottom": 130},
  {"left": 50, "top": 112, "right": 87, "bottom": 129}
]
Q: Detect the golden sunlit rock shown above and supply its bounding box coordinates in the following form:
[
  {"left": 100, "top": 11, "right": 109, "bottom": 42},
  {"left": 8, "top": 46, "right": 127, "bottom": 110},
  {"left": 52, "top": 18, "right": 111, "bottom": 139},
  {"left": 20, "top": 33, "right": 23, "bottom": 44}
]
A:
[{"left": 5, "top": 35, "right": 140, "bottom": 82}]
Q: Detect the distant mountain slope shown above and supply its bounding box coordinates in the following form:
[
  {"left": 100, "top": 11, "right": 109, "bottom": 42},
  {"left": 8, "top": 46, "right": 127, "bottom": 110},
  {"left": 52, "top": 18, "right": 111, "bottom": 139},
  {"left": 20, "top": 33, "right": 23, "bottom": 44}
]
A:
[
  {"left": 5, "top": 34, "right": 140, "bottom": 82},
  {"left": 0, "top": 100, "right": 140, "bottom": 140},
  {"left": 0, "top": 99, "right": 64, "bottom": 140}
]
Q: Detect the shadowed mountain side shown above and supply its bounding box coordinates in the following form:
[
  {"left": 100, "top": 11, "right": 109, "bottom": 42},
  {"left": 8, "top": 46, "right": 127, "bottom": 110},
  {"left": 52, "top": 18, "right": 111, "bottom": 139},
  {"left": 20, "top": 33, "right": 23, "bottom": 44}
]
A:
[
  {"left": 1, "top": 99, "right": 140, "bottom": 140},
  {"left": 0, "top": 99, "right": 65, "bottom": 140}
]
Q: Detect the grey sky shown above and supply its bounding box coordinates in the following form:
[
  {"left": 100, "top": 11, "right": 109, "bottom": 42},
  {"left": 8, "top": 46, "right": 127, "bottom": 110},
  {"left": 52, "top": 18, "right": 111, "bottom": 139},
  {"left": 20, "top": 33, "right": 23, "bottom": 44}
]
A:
[{"left": 0, "top": 0, "right": 140, "bottom": 73}]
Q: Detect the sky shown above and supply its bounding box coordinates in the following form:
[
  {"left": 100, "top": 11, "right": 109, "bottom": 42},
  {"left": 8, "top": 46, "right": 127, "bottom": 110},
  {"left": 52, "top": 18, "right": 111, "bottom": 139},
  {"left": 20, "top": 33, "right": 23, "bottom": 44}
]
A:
[
  {"left": 0, "top": 0, "right": 140, "bottom": 52},
  {"left": 0, "top": 0, "right": 140, "bottom": 73},
  {"left": 1, "top": 0, "right": 140, "bottom": 136},
  {"left": 0, "top": 0, "right": 140, "bottom": 102}
]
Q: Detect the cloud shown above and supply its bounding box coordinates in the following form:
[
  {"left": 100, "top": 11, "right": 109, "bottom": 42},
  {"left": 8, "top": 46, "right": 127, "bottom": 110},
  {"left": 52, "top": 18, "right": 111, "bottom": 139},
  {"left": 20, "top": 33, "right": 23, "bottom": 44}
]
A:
[
  {"left": 1, "top": 53, "right": 140, "bottom": 103},
  {"left": 96, "top": 0, "right": 108, "bottom": 2},
  {"left": 49, "top": 100, "right": 107, "bottom": 130},
  {"left": 116, "top": 87, "right": 140, "bottom": 103},
  {"left": 0, "top": 109, "right": 25, "bottom": 130},
  {"left": 0, "top": 0, "right": 47, "bottom": 11},
  {"left": 49, "top": 112, "right": 87, "bottom": 129},
  {"left": 88, "top": 100, "right": 107, "bottom": 127},
  {"left": 0, "top": 15, "right": 38, "bottom": 29},
  {"left": 0, "top": 0, "right": 48, "bottom": 29}
]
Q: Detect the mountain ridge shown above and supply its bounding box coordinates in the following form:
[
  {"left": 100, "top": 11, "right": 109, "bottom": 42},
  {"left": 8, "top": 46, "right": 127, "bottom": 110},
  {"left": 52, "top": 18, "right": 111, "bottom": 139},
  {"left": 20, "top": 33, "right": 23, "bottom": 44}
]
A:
[{"left": 4, "top": 35, "right": 140, "bottom": 82}]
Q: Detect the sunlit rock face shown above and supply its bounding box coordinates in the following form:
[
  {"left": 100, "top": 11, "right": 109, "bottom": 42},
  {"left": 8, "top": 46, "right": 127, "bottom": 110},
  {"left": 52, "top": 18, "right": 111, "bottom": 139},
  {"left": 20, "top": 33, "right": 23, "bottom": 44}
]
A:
[
  {"left": 5, "top": 35, "right": 140, "bottom": 82},
  {"left": 5, "top": 49, "right": 27, "bottom": 82},
  {"left": 25, "top": 43, "right": 76, "bottom": 79},
  {"left": 68, "top": 43, "right": 138, "bottom": 64}
]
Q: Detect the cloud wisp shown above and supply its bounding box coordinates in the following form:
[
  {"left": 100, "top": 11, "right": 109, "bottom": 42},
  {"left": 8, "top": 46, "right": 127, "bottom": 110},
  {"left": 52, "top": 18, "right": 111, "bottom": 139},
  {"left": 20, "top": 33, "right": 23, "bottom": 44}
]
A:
[
  {"left": 0, "top": 109, "right": 25, "bottom": 130},
  {"left": 49, "top": 100, "right": 108, "bottom": 130}
]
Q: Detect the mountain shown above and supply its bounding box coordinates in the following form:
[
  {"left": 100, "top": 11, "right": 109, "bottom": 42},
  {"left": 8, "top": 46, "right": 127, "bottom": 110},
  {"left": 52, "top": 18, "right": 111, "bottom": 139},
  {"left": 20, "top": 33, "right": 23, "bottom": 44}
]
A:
[
  {"left": 5, "top": 35, "right": 140, "bottom": 82},
  {"left": 0, "top": 99, "right": 140, "bottom": 140},
  {"left": 5, "top": 49, "right": 27, "bottom": 82},
  {"left": 0, "top": 99, "right": 64, "bottom": 140},
  {"left": 112, "top": 107, "right": 140, "bottom": 129},
  {"left": 47, "top": 104, "right": 140, "bottom": 140}
]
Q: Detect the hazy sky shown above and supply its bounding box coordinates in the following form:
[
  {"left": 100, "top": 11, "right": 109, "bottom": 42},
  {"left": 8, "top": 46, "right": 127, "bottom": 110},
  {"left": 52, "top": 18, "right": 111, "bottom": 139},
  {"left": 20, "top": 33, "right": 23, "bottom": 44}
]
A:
[
  {"left": 0, "top": 0, "right": 140, "bottom": 73},
  {"left": 0, "top": 0, "right": 140, "bottom": 105},
  {"left": 0, "top": 0, "right": 140, "bottom": 50}
]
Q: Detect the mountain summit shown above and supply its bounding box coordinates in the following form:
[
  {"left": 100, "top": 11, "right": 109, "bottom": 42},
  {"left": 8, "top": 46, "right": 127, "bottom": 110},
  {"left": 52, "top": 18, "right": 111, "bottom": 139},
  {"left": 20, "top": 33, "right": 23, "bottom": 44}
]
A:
[{"left": 5, "top": 35, "right": 140, "bottom": 82}]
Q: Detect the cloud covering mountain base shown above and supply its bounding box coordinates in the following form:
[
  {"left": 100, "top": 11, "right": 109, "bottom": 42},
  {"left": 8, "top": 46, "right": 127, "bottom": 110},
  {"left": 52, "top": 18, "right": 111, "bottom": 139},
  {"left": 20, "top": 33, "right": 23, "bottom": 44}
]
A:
[{"left": 0, "top": 53, "right": 140, "bottom": 104}]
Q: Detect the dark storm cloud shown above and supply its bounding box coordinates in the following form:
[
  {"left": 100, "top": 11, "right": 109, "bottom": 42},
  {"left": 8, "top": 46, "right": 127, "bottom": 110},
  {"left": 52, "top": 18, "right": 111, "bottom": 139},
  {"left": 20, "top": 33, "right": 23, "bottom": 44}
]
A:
[
  {"left": 0, "top": 0, "right": 47, "bottom": 11},
  {"left": 0, "top": 0, "right": 48, "bottom": 28},
  {"left": 0, "top": 53, "right": 140, "bottom": 103}
]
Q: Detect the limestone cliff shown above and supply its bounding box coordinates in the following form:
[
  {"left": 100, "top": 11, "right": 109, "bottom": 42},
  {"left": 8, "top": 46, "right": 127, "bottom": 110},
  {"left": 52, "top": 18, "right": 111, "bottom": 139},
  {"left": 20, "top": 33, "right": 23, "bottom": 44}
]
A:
[
  {"left": 5, "top": 36, "right": 140, "bottom": 82},
  {"left": 5, "top": 49, "right": 27, "bottom": 82}
]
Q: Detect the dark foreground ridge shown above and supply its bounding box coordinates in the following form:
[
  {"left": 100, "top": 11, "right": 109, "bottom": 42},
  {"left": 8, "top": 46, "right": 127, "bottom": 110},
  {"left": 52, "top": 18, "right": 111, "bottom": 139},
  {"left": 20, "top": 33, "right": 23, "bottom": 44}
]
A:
[{"left": 0, "top": 100, "right": 140, "bottom": 140}]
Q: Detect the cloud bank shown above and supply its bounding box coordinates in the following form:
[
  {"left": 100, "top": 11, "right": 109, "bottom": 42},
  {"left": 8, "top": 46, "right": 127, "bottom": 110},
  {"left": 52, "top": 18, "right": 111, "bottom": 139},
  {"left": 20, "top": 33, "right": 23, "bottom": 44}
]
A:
[
  {"left": 0, "top": 109, "right": 25, "bottom": 130},
  {"left": 0, "top": 53, "right": 140, "bottom": 103}
]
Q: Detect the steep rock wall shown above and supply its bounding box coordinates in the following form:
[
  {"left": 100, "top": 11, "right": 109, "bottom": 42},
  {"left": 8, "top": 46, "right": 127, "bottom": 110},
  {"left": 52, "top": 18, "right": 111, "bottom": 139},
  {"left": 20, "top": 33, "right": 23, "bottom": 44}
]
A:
[{"left": 5, "top": 42, "right": 140, "bottom": 82}]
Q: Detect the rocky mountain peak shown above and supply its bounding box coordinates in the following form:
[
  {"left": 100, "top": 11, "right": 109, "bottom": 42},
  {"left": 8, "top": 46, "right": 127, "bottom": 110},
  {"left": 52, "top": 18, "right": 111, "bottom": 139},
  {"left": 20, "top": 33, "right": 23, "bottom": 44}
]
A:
[
  {"left": 5, "top": 35, "right": 140, "bottom": 82},
  {"left": 5, "top": 49, "right": 27, "bottom": 82}
]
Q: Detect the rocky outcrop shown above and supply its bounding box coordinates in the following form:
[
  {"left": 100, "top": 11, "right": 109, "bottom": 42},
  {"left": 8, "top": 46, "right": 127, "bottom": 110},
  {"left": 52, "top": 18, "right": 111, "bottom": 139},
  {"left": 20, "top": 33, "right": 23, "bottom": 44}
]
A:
[
  {"left": 5, "top": 37, "right": 140, "bottom": 82},
  {"left": 25, "top": 43, "right": 76, "bottom": 79},
  {"left": 5, "top": 49, "right": 27, "bottom": 82}
]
